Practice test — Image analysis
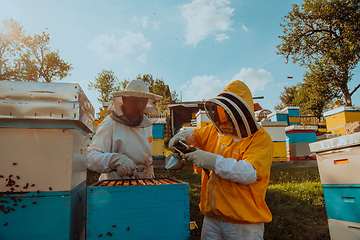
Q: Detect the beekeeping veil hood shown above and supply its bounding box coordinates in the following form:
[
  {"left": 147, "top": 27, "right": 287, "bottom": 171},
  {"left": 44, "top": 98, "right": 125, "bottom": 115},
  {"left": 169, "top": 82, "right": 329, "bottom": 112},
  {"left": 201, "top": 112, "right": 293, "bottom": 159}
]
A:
[
  {"left": 204, "top": 80, "right": 260, "bottom": 138},
  {"left": 108, "top": 80, "right": 163, "bottom": 127}
]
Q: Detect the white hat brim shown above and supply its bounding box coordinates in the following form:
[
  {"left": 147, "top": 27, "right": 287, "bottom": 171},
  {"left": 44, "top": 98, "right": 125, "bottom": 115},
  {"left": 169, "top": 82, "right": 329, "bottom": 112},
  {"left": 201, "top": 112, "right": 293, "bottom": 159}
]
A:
[{"left": 111, "top": 90, "right": 163, "bottom": 101}]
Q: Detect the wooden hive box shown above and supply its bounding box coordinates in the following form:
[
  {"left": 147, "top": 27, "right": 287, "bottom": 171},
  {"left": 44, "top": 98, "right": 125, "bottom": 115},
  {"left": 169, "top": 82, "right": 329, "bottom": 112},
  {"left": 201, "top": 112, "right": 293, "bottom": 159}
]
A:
[
  {"left": 324, "top": 106, "right": 360, "bottom": 136},
  {"left": 0, "top": 181, "right": 86, "bottom": 240},
  {"left": 261, "top": 121, "right": 287, "bottom": 162},
  {"left": 0, "top": 127, "right": 89, "bottom": 192},
  {"left": 86, "top": 178, "right": 190, "bottom": 240},
  {"left": 0, "top": 81, "right": 94, "bottom": 133}
]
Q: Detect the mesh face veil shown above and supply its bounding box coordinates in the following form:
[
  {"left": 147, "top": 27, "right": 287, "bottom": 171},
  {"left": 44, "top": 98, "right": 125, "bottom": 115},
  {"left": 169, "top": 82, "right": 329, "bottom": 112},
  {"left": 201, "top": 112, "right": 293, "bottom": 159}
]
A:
[{"left": 205, "top": 91, "right": 259, "bottom": 138}]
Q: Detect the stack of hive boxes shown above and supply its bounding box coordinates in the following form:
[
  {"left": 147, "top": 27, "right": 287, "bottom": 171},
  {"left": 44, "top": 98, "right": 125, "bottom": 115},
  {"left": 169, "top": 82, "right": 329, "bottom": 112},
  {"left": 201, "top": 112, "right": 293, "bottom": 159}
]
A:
[
  {"left": 309, "top": 133, "right": 360, "bottom": 240},
  {"left": 285, "top": 125, "right": 317, "bottom": 161},
  {"left": 0, "top": 81, "right": 94, "bottom": 240},
  {"left": 268, "top": 110, "right": 288, "bottom": 123},
  {"left": 196, "top": 110, "right": 211, "bottom": 128},
  {"left": 152, "top": 122, "right": 166, "bottom": 161},
  {"left": 323, "top": 106, "right": 360, "bottom": 136},
  {"left": 268, "top": 107, "right": 300, "bottom": 126},
  {"left": 86, "top": 178, "right": 190, "bottom": 240},
  {"left": 261, "top": 121, "right": 288, "bottom": 162}
]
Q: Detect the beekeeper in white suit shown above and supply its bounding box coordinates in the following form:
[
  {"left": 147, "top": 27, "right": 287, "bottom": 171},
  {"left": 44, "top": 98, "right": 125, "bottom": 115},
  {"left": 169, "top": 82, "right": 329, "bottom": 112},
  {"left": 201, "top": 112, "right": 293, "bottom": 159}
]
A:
[{"left": 87, "top": 79, "right": 163, "bottom": 180}]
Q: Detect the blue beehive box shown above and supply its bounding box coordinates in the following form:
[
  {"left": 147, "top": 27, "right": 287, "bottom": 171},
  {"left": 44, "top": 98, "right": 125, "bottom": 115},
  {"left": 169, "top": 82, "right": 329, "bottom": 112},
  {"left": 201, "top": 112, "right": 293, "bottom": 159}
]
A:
[
  {"left": 87, "top": 178, "right": 190, "bottom": 240},
  {"left": 0, "top": 181, "right": 86, "bottom": 240},
  {"left": 322, "top": 185, "right": 360, "bottom": 223},
  {"left": 268, "top": 111, "right": 288, "bottom": 123},
  {"left": 152, "top": 123, "right": 165, "bottom": 139}
]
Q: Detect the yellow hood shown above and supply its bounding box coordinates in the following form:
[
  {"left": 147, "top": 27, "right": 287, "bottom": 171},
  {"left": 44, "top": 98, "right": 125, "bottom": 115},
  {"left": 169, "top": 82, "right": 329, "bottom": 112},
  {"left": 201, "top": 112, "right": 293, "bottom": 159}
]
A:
[{"left": 222, "top": 80, "right": 255, "bottom": 113}]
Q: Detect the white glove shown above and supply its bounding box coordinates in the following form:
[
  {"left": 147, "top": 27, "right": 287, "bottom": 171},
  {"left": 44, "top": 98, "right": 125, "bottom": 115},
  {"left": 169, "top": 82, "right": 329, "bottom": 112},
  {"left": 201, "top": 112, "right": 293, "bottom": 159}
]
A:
[
  {"left": 168, "top": 129, "right": 194, "bottom": 152},
  {"left": 109, "top": 153, "right": 138, "bottom": 178},
  {"left": 183, "top": 149, "right": 218, "bottom": 171}
]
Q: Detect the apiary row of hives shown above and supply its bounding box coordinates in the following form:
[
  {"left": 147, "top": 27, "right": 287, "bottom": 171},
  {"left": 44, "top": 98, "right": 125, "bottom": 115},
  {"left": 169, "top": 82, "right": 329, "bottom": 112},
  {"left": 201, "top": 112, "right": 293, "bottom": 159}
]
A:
[
  {"left": 0, "top": 81, "right": 191, "bottom": 240},
  {"left": 0, "top": 81, "right": 94, "bottom": 240}
]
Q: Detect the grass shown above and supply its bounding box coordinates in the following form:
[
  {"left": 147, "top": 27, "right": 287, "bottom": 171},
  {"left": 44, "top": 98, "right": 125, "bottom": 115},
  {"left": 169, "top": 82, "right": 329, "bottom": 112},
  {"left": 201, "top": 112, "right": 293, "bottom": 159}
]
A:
[{"left": 87, "top": 161, "right": 330, "bottom": 240}]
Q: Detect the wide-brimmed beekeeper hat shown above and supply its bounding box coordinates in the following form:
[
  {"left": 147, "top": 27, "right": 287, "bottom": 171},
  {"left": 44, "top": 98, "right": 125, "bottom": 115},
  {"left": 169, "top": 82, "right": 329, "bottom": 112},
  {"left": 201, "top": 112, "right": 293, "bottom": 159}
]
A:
[{"left": 111, "top": 79, "right": 163, "bottom": 101}]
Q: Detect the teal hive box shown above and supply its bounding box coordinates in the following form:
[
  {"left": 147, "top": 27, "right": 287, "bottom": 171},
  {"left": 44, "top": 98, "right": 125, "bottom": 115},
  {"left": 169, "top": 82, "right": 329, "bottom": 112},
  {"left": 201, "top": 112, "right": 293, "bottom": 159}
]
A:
[
  {"left": 0, "top": 181, "right": 86, "bottom": 240},
  {"left": 152, "top": 123, "right": 165, "bottom": 139},
  {"left": 322, "top": 185, "right": 360, "bottom": 224},
  {"left": 86, "top": 178, "right": 190, "bottom": 240}
]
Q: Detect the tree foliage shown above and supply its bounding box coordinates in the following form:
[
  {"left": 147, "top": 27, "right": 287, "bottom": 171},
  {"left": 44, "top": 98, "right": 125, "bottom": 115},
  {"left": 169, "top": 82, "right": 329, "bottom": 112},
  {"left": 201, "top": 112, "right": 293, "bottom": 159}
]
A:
[
  {"left": 276, "top": 0, "right": 360, "bottom": 106},
  {"left": 276, "top": 63, "right": 343, "bottom": 119},
  {"left": 88, "top": 69, "right": 121, "bottom": 103},
  {"left": 0, "top": 18, "right": 72, "bottom": 82},
  {"left": 134, "top": 74, "right": 179, "bottom": 112}
]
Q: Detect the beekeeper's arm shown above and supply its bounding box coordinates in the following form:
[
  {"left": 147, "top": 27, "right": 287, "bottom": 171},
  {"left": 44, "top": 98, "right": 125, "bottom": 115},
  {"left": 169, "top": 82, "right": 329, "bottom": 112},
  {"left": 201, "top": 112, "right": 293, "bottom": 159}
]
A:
[
  {"left": 178, "top": 129, "right": 272, "bottom": 185},
  {"left": 87, "top": 121, "right": 137, "bottom": 177}
]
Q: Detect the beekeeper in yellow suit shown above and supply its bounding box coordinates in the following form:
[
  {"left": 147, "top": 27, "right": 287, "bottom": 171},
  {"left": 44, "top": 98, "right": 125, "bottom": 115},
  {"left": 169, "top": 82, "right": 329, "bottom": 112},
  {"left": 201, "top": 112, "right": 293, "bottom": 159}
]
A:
[
  {"left": 169, "top": 80, "right": 273, "bottom": 240},
  {"left": 87, "top": 79, "right": 162, "bottom": 180}
]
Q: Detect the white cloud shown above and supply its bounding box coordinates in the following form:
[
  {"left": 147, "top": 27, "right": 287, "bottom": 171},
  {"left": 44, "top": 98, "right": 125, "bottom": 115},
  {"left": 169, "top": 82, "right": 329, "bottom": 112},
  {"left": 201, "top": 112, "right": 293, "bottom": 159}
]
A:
[
  {"left": 129, "top": 16, "right": 138, "bottom": 23},
  {"left": 214, "top": 33, "right": 229, "bottom": 41},
  {"left": 181, "top": 68, "right": 274, "bottom": 101},
  {"left": 141, "top": 16, "right": 148, "bottom": 28},
  {"left": 152, "top": 20, "right": 160, "bottom": 30},
  {"left": 180, "top": 0, "right": 234, "bottom": 47},
  {"left": 242, "top": 24, "right": 248, "bottom": 32},
  {"left": 181, "top": 75, "right": 229, "bottom": 101},
  {"left": 87, "top": 32, "right": 152, "bottom": 61},
  {"left": 231, "top": 68, "right": 274, "bottom": 94},
  {"left": 137, "top": 53, "right": 147, "bottom": 63}
]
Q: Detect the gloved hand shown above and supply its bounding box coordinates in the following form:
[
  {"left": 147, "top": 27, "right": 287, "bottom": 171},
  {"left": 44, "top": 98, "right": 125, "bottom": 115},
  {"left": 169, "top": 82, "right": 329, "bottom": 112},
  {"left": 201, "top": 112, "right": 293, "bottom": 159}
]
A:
[
  {"left": 109, "top": 153, "right": 138, "bottom": 178},
  {"left": 168, "top": 130, "right": 193, "bottom": 152},
  {"left": 183, "top": 149, "right": 218, "bottom": 172}
]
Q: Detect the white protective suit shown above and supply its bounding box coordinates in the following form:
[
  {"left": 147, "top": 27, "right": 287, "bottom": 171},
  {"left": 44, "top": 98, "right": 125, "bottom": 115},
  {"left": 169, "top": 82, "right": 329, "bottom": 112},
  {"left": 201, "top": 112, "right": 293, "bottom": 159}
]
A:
[{"left": 87, "top": 109, "right": 154, "bottom": 180}]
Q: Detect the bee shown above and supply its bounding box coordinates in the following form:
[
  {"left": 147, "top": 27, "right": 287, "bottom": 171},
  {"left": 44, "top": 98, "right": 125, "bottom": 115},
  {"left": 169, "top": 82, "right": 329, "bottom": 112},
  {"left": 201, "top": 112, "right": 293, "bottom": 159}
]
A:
[
  {"left": 127, "top": 227, "right": 130, "bottom": 231},
  {"left": 4, "top": 223, "right": 8, "bottom": 226},
  {"left": 9, "top": 174, "right": 13, "bottom": 178},
  {"left": 0, "top": 175, "right": 3, "bottom": 178},
  {"left": 16, "top": 176, "right": 20, "bottom": 180},
  {"left": 13, "top": 162, "right": 17, "bottom": 166},
  {"left": 112, "top": 225, "right": 116, "bottom": 228},
  {"left": 15, "top": 185, "right": 19, "bottom": 188},
  {"left": 18, "top": 198, "right": 21, "bottom": 202},
  {"left": 31, "top": 184, "right": 35, "bottom": 187},
  {"left": 37, "top": 190, "right": 40, "bottom": 194},
  {"left": 21, "top": 205, "right": 26, "bottom": 208},
  {"left": 32, "top": 202, "right": 37, "bottom": 205},
  {"left": 98, "top": 234, "right": 102, "bottom": 237},
  {"left": 13, "top": 204, "right": 18, "bottom": 206},
  {"left": 49, "top": 187, "right": 52, "bottom": 191},
  {"left": 107, "top": 232, "right": 111, "bottom": 236}
]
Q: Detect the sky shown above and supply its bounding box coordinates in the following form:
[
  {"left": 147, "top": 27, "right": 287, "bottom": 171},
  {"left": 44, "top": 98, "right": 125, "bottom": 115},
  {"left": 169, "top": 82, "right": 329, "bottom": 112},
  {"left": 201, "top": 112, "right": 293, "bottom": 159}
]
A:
[{"left": 1, "top": 0, "right": 360, "bottom": 116}]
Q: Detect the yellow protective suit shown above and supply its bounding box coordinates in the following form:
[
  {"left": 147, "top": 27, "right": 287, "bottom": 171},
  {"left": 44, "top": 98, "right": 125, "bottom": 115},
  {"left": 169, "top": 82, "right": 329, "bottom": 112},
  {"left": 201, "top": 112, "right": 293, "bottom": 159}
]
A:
[{"left": 193, "top": 81, "right": 274, "bottom": 224}]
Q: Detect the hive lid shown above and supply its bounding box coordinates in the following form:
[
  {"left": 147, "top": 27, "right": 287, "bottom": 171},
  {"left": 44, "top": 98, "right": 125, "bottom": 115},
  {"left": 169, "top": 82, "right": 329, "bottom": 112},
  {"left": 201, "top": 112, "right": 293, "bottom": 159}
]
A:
[
  {"left": 0, "top": 81, "right": 94, "bottom": 133},
  {"left": 309, "top": 132, "right": 360, "bottom": 153}
]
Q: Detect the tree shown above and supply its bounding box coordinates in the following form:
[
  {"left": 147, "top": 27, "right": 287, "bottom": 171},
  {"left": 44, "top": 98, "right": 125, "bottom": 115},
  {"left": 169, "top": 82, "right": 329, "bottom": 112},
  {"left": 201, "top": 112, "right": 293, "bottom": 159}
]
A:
[
  {"left": 276, "top": 64, "right": 343, "bottom": 119},
  {"left": 88, "top": 69, "right": 121, "bottom": 103},
  {"left": 17, "top": 32, "right": 73, "bottom": 82},
  {"left": 134, "top": 74, "right": 179, "bottom": 112},
  {"left": 276, "top": 0, "right": 360, "bottom": 106},
  {"left": 0, "top": 18, "right": 72, "bottom": 82},
  {"left": 0, "top": 18, "right": 24, "bottom": 80}
]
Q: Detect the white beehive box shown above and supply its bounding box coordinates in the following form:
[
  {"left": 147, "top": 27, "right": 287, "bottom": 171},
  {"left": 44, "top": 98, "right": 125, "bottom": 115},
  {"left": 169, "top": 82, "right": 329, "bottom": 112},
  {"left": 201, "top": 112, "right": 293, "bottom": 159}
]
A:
[
  {"left": 0, "top": 81, "right": 94, "bottom": 133},
  {"left": 309, "top": 132, "right": 360, "bottom": 185},
  {"left": 0, "top": 128, "right": 88, "bottom": 192},
  {"left": 327, "top": 219, "right": 360, "bottom": 240}
]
